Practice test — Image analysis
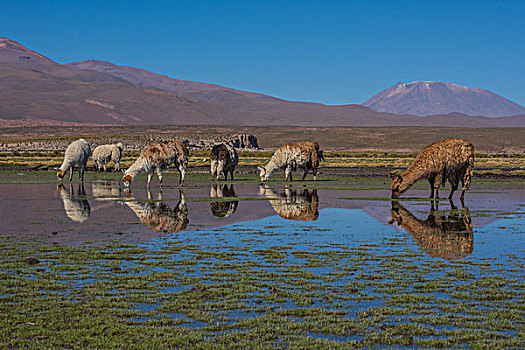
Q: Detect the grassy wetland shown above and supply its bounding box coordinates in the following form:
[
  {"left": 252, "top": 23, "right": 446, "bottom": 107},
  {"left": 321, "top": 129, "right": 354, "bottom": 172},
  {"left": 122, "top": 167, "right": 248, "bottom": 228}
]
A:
[{"left": 1, "top": 126, "right": 524, "bottom": 348}]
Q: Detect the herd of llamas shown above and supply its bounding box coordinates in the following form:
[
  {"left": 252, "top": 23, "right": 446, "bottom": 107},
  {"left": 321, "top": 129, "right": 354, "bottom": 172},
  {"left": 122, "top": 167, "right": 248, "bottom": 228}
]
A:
[{"left": 56, "top": 137, "right": 474, "bottom": 201}]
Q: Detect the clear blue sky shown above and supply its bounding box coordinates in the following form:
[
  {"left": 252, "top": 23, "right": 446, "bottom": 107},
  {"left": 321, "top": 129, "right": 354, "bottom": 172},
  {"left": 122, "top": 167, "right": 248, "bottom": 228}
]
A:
[{"left": 2, "top": 0, "right": 524, "bottom": 105}]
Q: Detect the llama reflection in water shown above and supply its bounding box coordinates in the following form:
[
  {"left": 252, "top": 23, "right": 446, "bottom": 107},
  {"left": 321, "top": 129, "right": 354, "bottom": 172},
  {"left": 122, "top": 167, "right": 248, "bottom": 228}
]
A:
[
  {"left": 91, "top": 180, "right": 122, "bottom": 201},
  {"left": 124, "top": 189, "right": 188, "bottom": 233},
  {"left": 209, "top": 184, "right": 238, "bottom": 218},
  {"left": 260, "top": 185, "right": 319, "bottom": 221},
  {"left": 390, "top": 201, "right": 473, "bottom": 260},
  {"left": 57, "top": 183, "right": 91, "bottom": 223}
]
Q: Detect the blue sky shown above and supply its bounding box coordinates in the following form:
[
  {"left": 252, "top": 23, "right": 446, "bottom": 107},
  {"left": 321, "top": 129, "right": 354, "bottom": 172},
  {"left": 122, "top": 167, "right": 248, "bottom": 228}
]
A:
[{"left": 2, "top": 0, "right": 524, "bottom": 105}]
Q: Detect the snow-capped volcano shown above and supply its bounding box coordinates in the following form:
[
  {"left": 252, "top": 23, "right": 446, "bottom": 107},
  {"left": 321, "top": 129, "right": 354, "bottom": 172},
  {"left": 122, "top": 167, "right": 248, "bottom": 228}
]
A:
[{"left": 363, "top": 81, "right": 525, "bottom": 117}]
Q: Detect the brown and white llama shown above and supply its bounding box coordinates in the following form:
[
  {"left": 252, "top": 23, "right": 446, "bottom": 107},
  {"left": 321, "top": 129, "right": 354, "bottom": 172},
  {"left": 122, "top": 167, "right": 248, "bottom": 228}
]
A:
[
  {"left": 391, "top": 138, "right": 474, "bottom": 200},
  {"left": 122, "top": 140, "right": 188, "bottom": 188},
  {"left": 258, "top": 142, "right": 324, "bottom": 182}
]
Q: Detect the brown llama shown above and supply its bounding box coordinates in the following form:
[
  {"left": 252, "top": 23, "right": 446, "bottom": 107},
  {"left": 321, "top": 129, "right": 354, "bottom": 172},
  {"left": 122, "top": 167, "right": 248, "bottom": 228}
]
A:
[{"left": 391, "top": 138, "right": 474, "bottom": 200}]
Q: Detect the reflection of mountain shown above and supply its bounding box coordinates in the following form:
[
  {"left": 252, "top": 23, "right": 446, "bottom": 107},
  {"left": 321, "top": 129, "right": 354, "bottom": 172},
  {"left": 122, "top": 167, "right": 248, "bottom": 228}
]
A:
[
  {"left": 390, "top": 201, "right": 473, "bottom": 260},
  {"left": 210, "top": 184, "right": 238, "bottom": 218},
  {"left": 260, "top": 186, "right": 319, "bottom": 221},
  {"left": 124, "top": 190, "right": 188, "bottom": 233},
  {"left": 57, "top": 183, "right": 91, "bottom": 223}
]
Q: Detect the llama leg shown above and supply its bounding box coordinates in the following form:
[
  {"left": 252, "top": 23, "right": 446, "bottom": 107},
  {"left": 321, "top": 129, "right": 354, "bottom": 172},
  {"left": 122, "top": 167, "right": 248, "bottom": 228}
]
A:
[
  {"left": 156, "top": 168, "right": 163, "bottom": 187},
  {"left": 179, "top": 168, "right": 186, "bottom": 186},
  {"left": 230, "top": 171, "right": 234, "bottom": 180},
  {"left": 285, "top": 167, "right": 292, "bottom": 182},
  {"left": 147, "top": 171, "right": 154, "bottom": 188},
  {"left": 80, "top": 165, "right": 85, "bottom": 182},
  {"left": 69, "top": 167, "right": 73, "bottom": 182},
  {"left": 313, "top": 168, "right": 318, "bottom": 181},
  {"left": 429, "top": 178, "right": 435, "bottom": 198},
  {"left": 302, "top": 169, "right": 308, "bottom": 181},
  {"left": 460, "top": 175, "right": 470, "bottom": 202},
  {"left": 434, "top": 173, "right": 443, "bottom": 199}
]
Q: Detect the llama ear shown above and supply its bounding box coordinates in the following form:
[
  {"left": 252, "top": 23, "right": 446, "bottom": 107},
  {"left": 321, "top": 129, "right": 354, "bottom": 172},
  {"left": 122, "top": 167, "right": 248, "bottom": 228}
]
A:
[
  {"left": 397, "top": 175, "right": 403, "bottom": 182},
  {"left": 53, "top": 167, "right": 59, "bottom": 171},
  {"left": 121, "top": 169, "right": 126, "bottom": 174},
  {"left": 257, "top": 166, "right": 265, "bottom": 172}
]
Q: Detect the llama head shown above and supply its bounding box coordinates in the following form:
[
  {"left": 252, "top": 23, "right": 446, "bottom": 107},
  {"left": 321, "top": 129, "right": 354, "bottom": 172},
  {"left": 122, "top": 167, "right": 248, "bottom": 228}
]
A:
[
  {"left": 56, "top": 169, "right": 65, "bottom": 180},
  {"left": 391, "top": 175, "right": 404, "bottom": 198},
  {"left": 122, "top": 174, "right": 133, "bottom": 188},
  {"left": 258, "top": 166, "right": 269, "bottom": 181}
]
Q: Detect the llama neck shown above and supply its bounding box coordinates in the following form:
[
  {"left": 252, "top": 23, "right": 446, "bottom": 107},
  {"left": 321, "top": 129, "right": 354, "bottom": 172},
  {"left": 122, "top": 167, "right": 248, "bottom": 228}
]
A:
[
  {"left": 264, "top": 155, "right": 283, "bottom": 178},
  {"left": 59, "top": 159, "right": 74, "bottom": 173},
  {"left": 125, "top": 156, "right": 149, "bottom": 182},
  {"left": 399, "top": 161, "right": 428, "bottom": 193}
]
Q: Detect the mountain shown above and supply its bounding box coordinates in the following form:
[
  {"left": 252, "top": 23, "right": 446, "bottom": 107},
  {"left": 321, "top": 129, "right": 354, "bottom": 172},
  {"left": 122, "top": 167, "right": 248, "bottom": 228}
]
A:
[
  {"left": 1, "top": 37, "right": 525, "bottom": 127},
  {"left": 363, "top": 81, "right": 525, "bottom": 117},
  {"left": 65, "top": 59, "right": 417, "bottom": 126},
  {"left": 0, "top": 37, "right": 242, "bottom": 125}
]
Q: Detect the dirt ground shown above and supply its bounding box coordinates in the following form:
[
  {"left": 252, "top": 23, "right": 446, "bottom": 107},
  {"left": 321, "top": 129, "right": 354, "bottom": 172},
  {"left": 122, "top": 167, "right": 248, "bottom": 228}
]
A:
[{"left": 1, "top": 125, "right": 524, "bottom": 153}]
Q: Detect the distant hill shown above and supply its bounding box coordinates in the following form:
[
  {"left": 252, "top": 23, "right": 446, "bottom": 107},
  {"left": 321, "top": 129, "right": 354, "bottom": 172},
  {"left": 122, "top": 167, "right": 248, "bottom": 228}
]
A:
[
  {"left": 363, "top": 81, "right": 525, "bottom": 117},
  {"left": 1, "top": 37, "right": 525, "bottom": 127}
]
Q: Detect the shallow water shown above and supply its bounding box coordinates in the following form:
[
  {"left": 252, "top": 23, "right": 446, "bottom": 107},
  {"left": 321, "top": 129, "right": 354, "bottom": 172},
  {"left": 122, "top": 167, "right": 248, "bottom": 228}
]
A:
[
  {"left": 1, "top": 173, "right": 524, "bottom": 347},
  {"left": 1, "top": 177, "right": 523, "bottom": 259}
]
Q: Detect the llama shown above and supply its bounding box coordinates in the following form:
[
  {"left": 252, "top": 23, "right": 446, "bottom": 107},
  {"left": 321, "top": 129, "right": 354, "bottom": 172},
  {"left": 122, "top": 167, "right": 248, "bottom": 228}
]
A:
[
  {"left": 258, "top": 142, "right": 324, "bottom": 182},
  {"left": 57, "top": 183, "right": 91, "bottom": 223},
  {"left": 57, "top": 139, "right": 91, "bottom": 182},
  {"left": 391, "top": 138, "right": 474, "bottom": 200},
  {"left": 210, "top": 184, "right": 238, "bottom": 218},
  {"left": 260, "top": 185, "right": 319, "bottom": 221},
  {"left": 92, "top": 143, "right": 123, "bottom": 172},
  {"left": 124, "top": 189, "right": 188, "bottom": 233},
  {"left": 390, "top": 201, "right": 473, "bottom": 260},
  {"left": 122, "top": 140, "right": 188, "bottom": 188},
  {"left": 210, "top": 143, "right": 239, "bottom": 180}
]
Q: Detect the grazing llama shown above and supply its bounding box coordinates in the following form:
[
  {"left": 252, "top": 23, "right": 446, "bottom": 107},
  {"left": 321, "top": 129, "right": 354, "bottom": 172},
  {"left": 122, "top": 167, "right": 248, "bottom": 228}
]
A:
[
  {"left": 258, "top": 142, "right": 324, "bottom": 182},
  {"left": 57, "top": 139, "right": 91, "bottom": 182},
  {"left": 122, "top": 140, "right": 188, "bottom": 188},
  {"left": 391, "top": 138, "right": 474, "bottom": 200}
]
